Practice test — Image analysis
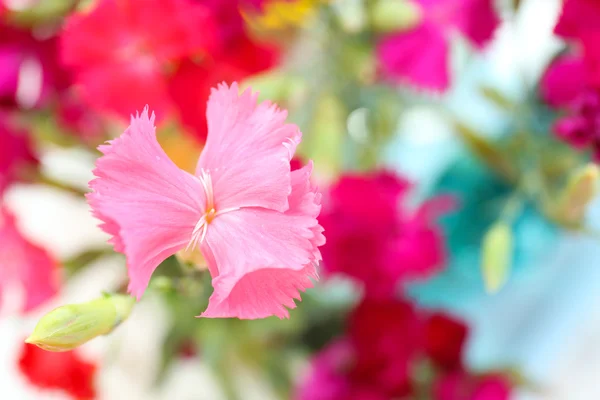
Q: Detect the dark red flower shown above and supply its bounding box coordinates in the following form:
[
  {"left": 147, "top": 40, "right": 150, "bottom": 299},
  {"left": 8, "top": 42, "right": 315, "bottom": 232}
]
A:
[
  {"left": 18, "top": 343, "right": 97, "bottom": 399},
  {"left": 298, "top": 297, "right": 513, "bottom": 400},
  {"left": 434, "top": 371, "right": 512, "bottom": 400},
  {"left": 424, "top": 312, "right": 468, "bottom": 370},
  {"left": 348, "top": 297, "right": 424, "bottom": 397}
]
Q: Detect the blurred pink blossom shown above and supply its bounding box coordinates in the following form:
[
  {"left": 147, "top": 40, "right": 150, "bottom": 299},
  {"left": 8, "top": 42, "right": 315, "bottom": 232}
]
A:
[
  {"left": 319, "top": 171, "right": 453, "bottom": 297},
  {"left": 377, "top": 0, "right": 499, "bottom": 91},
  {"left": 0, "top": 207, "right": 59, "bottom": 313}
]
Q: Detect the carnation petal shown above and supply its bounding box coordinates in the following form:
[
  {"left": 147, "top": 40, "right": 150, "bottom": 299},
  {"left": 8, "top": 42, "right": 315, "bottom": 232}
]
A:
[
  {"left": 197, "top": 82, "right": 301, "bottom": 212},
  {"left": 199, "top": 164, "right": 323, "bottom": 319},
  {"left": 202, "top": 264, "right": 318, "bottom": 319},
  {"left": 88, "top": 107, "right": 204, "bottom": 298}
]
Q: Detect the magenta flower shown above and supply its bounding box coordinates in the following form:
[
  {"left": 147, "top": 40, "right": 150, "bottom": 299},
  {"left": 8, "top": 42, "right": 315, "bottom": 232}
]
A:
[
  {"left": 377, "top": 0, "right": 500, "bottom": 91},
  {"left": 0, "top": 207, "right": 60, "bottom": 312},
  {"left": 0, "top": 116, "right": 38, "bottom": 195},
  {"left": 541, "top": 54, "right": 600, "bottom": 160},
  {"left": 60, "top": 0, "right": 216, "bottom": 121},
  {"left": 554, "top": 0, "right": 600, "bottom": 39},
  {"left": 319, "top": 171, "right": 452, "bottom": 298},
  {"left": 0, "top": 21, "right": 66, "bottom": 109},
  {"left": 88, "top": 82, "right": 324, "bottom": 319}
]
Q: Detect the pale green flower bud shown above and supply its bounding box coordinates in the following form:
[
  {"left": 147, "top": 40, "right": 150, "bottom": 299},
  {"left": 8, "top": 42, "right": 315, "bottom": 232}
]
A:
[
  {"left": 552, "top": 164, "right": 599, "bottom": 226},
  {"left": 370, "top": 0, "right": 422, "bottom": 34},
  {"left": 482, "top": 223, "right": 513, "bottom": 294},
  {"left": 26, "top": 294, "right": 135, "bottom": 352}
]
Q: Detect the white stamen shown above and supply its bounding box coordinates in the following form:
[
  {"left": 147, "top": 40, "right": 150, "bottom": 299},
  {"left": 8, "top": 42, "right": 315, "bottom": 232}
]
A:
[{"left": 186, "top": 170, "right": 239, "bottom": 252}]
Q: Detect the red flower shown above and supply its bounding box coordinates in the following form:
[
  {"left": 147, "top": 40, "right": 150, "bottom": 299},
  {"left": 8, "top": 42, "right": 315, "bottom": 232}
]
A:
[
  {"left": 61, "top": 0, "right": 279, "bottom": 144},
  {"left": 424, "top": 312, "right": 468, "bottom": 370},
  {"left": 167, "top": 36, "right": 278, "bottom": 142},
  {"left": 60, "top": 0, "right": 216, "bottom": 121},
  {"left": 167, "top": 0, "right": 279, "bottom": 142},
  {"left": 319, "top": 171, "right": 452, "bottom": 297},
  {"left": 18, "top": 343, "right": 97, "bottom": 399}
]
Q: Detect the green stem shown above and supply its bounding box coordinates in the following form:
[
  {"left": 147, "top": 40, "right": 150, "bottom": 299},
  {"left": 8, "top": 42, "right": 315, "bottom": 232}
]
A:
[{"left": 38, "top": 174, "right": 88, "bottom": 197}]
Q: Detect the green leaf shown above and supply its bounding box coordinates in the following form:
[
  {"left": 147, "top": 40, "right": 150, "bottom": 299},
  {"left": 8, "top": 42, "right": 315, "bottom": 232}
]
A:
[
  {"left": 454, "top": 121, "right": 519, "bottom": 183},
  {"left": 479, "top": 85, "right": 514, "bottom": 112}
]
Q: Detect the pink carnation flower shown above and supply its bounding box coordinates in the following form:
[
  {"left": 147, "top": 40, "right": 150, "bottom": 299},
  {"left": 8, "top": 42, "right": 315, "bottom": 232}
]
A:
[
  {"left": 377, "top": 0, "right": 500, "bottom": 91},
  {"left": 88, "top": 82, "right": 324, "bottom": 319},
  {"left": 60, "top": 0, "right": 216, "bottom": 121},
  {"left": 0, "top": 207, "right": 60, "bottom": 312},
  {"left": 319, "top": 171, "right": 452, "bottom": 298}
]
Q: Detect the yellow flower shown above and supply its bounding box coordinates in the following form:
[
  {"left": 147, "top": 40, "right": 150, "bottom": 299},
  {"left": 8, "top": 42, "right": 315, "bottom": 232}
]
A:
[{"left": 244, "top": 0, "right": 327, "bottom": 31}]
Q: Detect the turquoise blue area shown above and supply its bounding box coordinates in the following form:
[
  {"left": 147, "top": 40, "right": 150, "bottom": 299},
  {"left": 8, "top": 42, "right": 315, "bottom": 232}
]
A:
[{"left": 407, "top": 155, "right": 558, "bottom": 315}]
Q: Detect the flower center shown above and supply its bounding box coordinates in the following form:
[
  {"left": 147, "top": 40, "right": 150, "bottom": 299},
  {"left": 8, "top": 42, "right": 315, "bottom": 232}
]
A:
[
  {"left": 186, "top": 170, "right": 238, "bottom": 252},
  {"left": 205, "top": 207, "right": 217, "bottom": 224}
]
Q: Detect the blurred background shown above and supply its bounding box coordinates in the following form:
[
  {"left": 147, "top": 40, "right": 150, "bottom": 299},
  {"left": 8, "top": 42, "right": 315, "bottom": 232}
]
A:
[{"left": 1, "top": 0, "right": 600, "bottom": 398}]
